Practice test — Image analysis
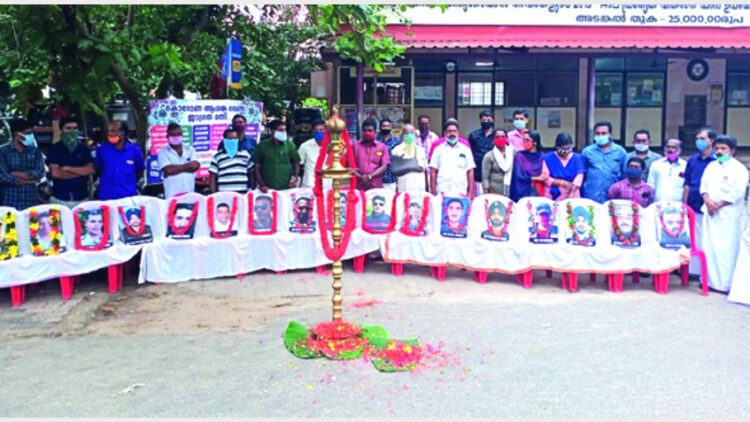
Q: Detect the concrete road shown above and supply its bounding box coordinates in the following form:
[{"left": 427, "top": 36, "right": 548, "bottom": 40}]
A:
[{"left": 0, "top": 262, "right": 748, "bottom": 417}]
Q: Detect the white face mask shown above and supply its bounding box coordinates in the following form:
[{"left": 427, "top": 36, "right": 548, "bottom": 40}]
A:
[
  {"left": 634, "top": 143, "right": 649, "bottom": 152},
  {"left": 274, "top": 131, "right": 287, "bottom": 142}
]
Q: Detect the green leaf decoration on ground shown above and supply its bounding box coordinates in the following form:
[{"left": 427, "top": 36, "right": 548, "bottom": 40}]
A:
[
  {"left": 360, "top": 325, "right": 388, "bottom": 341},
  {"left": 284, "top": 321, "right": 319, "bottom": 359}
]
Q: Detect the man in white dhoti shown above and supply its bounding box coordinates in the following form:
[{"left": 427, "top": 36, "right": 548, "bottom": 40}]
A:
[{"left": 700, "top": 135, "right": 749, "bottom": 293}]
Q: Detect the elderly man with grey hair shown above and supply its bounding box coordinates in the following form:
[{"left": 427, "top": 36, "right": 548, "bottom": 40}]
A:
[{"left": 390, "top": 123, "right": 427, "bottom": 192}]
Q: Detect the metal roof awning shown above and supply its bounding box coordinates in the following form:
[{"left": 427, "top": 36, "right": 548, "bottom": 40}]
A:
[{"left": 385, "top": 25, "right": 750, "bottom": 49}]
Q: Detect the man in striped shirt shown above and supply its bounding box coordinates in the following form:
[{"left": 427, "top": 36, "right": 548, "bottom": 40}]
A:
[{"left": 209, "top": 128, "right": 253, "bottom": 194}]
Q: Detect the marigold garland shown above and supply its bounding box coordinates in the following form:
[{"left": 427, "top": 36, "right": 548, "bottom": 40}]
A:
[
  {"left": 207, "top": 196, "right": 239, "bottom": 239},
  {"left": 0, "top": 212, "right": 19, "bottom": 260},
  {"left": 29, "top": 207, "right": 62, "bottom": 256},
  {"left": 74, "top": 206, "right": 111, "bottom": 251},
  {"left": 565, "top": 202, "right": 596, "bottom": 246},
  {"left": 656, "top": 203, "right": 687, "bottom": 238},
  {"left": 609, "top": 200, "right": 640, "bottom": 245}
]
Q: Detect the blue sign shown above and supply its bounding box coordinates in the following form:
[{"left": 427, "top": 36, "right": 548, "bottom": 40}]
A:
[{"left": 222, "top": 39, "right": 242, "bottom": 89}]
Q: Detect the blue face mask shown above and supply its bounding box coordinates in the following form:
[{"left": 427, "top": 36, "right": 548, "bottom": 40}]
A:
[
  {"left": 223, "top": 138, "right": 239, "bottom": 158},
  {"left": 696, "top": 139, "right": 709, "bottom": 152},
  {"left": 22, "top": 133, "right": 36, "bottom": 147},
  {"left": 313, "top": 132, "right": 325, "bottom": 142},
  {"left": 594, "top": 135, "right": 610, "bottom": 146},
  {"left": 625, "top": 167, "right": 642, "bottom": 179},
  {"left": 446, "top": 136, "right": 458, "bottom": 145},
  {"left": 513, "top": 120, "right": 526, "bottom": 130}
]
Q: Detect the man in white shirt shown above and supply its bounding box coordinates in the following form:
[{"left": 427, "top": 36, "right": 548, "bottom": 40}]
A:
[
  {"left": 647, "top": 138, "right": 687, "bottom": 202},
  {"left": 429, "top": 120, "right": 475, "bottom": 197},
  {"left": 297, "top": 120, "right": 325, "bottom": 188},
  {"left": 700, "top": 135, "right": 749, "bottom": 293},
  {"left": 157, "top": 123, "right": 200, "bottom": 198}
]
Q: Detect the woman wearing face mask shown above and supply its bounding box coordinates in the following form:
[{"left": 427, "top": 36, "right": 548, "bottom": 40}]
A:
[
  {"left": 481, "top": 128, "right": 514, "bottom": 196},
  {"left": 390, "top": 124, "right": 428, "bottom": 192},
  {"left": 543, "top": 133, "right": 584, "bottom": 200},
  {"left": 509, "top": 130, "right": 549, "bottom": 202}
]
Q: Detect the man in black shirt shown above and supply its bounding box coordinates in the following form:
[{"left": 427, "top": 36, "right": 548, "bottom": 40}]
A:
[{"left": 467, "top": 109, "right": 495, "bottom": 186}]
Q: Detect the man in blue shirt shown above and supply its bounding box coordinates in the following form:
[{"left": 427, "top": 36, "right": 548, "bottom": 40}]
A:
[
  {"left": 682, "top": 126, "right": 716, "bottom": 278},
  {"left": 46, "top": 116, "right": 94, "bottom": 207},
  {"left": 581, "top": 121, "right": 627, "bottom": 203},
  {"left": 376, "top": 118, "right": 401, "bottom": 192},
  {"left": 0, "top": 118, "right": 45, "bottom": 209},
  {"left": 94, "top": 120, "right": 145, "bottom": 200}
]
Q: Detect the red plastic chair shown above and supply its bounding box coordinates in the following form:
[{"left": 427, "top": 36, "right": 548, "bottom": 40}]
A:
[
  {"left": 685, "top": 207, "right": 709, "bottom": 296},
  {"left": 516, "top": 270, "right": 533, "bottom": 289},
  {"left": 561, "top": 273, "right": 579, "bottom": 292},
  {"left": 391, "top": 263, "right": 403, "bottom": 276},
  {"left": 108, "top": 264, "right": 124, "bottom": 293},
  {"left": 606, "top": 273, "right": 624, "bottom": 292},
  {"left": 474, "top": 271, "right": 488, "bottom": 284},
  {"left": 353, "top": 254, "right": 367, "bottom": 273},
  {"left": 10, "top": 285, "right": 25, "bottom": 307}
]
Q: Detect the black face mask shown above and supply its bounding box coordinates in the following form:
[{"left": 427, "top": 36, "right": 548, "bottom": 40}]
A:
[
  {"left": 380, "top": 128, "right": 391, "bottom": 136},
  {"left": 481, "top": 121, "right": 493, "bottom": 131},
  {"left": 418, "top": 124, "right": 429, "bottom": 132}
]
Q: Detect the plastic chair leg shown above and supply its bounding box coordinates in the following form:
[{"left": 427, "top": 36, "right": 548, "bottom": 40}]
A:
[
  {"left": 568, "top": 273, "right": 579, "bottom": 292},
  {"left": 353, "top": 255, "right": 366, "bottom": 273},
  {"left": 117, "top": 264, "right": 124, "bottom": 290},
  {"left": 522, "top": 270, "right": 533, "bottom": 289},
  {"left": 10, "top": 285, "right": 25, "bottom": 307},
  {"left": 60, "top": 277, "right": 74, "bottom": 301},
  {"left": 475, "top": 271, "right": 487, "bottom": 284},
  {"left": 108, "top": 265, "right": 120, "bottom": 294},
  {"left": 430, "top": 266, "right": 437, "bottom": 278},
  {"left": 436, "top": 267, "right": 446, "bottom": 282},
  {"left": 607, "top": 274, "right": 624, "bottom": 292},
  {"left": 589, "top": 273, "right": 597, "bottom": 283},
  {"left": 545, "top": 269, "right": 553, "bottom": 278},
  {"left": 680, "top": 264, "right": 689, "bottom": 286},
  {"left": 276, "top": 270, "right": 288, "bottom": 275},
  {"left": 316, "top": 265, "right": 327, "bottom": 274},
  {"left": 561, "top": 273, "right": 568, "bottom": 290},
  {"left": 391, "top": 263, "right": 403, "bottom": 276},
  {"left": 632, "top": 272, "right": 640, "bottom": 284}
]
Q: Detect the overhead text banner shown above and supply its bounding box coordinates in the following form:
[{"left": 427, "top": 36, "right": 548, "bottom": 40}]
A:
[
  {"left": 145, "top": 99, "right": 263, "bottom": 185},
  {"left": 403, "top": 4, "right": 750, "bottom": 27}
]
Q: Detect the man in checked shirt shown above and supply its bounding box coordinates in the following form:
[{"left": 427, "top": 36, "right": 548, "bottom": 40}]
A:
[{"left": 0, "top": 118, "right": 45, "bottom": 210}]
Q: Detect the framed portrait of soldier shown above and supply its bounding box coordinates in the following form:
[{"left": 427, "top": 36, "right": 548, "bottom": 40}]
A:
[
  {"left": 363, "top": 193, "right": 393, "bottom": 233},
  {"left": 118, "top": 206, "right": 154, "bottom": 245},
  {"left": 325, "top": 189, "right": 351, "bottom": 231},
  {"left": 289, "top": 192, "right": 316, "bottom": 234},
  {"left": 75, "top": 207, "right": 113, "bottom": 250},
  {"left": 656, "top": 203, "right": 690, "bottom": 250},
  {"left": 481, "top": 199, "right": 511, "bottom": 242},
  {"left": 566, "top": 204, "right": 596, "bottom": 247},
  {"left": 609, "top": 201, "right": 641, "bottom": 248},
  {"left": 528, "top": 200, "right": 558, "bottom": 244},
  {"left": 166, "top": 202, "right": 198, "bottom": 240},
  {"left": 399, "top": 193, "right": 429, "bottom": 236},
  {"left": 440, "top": 196, "right": 469, "bottom": 239}
]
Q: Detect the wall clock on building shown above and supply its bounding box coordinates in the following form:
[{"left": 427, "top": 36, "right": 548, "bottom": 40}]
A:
[
  {"left": 444, "top": 60, "right": 457, "bottom": 73},
  {"left": 687, "top": 59, "right": 709, "bottom": 82}
]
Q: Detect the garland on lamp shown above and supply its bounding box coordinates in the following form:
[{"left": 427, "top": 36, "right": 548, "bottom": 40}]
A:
[
  {"left": 312, "top": 116, "right": 359, "bottom": 261},
  {"left": 207, "top": 196, "right": 239, "bottom": 239},
  {"left": 656, "top": 203, "right": 687, "bottom": 238},
  {"left": 74, "top": 206, "right": 111, "bottom": 251},
  {"left": 565, "top": 202, "right": 596, "bottom": 246},
  {"left": 360, "top": 190, "right": 398, "bottom": 234},
  {"left": 609, "top": 200, "right": 640, "bottom": 245},
  {"left": 399, "top": 193, "right": 430, "bottom": 237},
  {"left": 167, "top": 199, "right": 200, "bottom": 236},
  {"left": 483, "top": 199, "right": 513, "bottom": 239},
  {"left": 248, "top": 191, "right": 278, "bottom": 235},
  {"left": 29, "top": 207, "right": 62, "bottom": 256},
  {"left": 118, "top": 206, "right": 147, "bottom": 236},
  {"left": 0, "top": 212, "right": 19, "bottom": 260}
]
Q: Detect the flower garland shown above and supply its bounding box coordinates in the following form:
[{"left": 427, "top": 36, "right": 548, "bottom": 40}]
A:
[
  {"left": 0, "top": 212, "right": 19, "bottom": 260},
  {"left": 527, "top": 200, "right": 558, "bottom": 236},
  {"left": 316, "top": 188, "right": 358, "bottom": 261},
  {"left": 207, "top": 196, "right": 239, "bottom": 239},
  {"left": 74, "top": 206, "right": 111, "bottom": 251},
  {"left": 565, "top": 202, "right": 596, "bottom": 246},
  {"left": 609, "top": 200, "right": 640, "bottom": 245},
  {"left": 118, "top": 206, "right": 147, "bottom": 236},
  {"left": 360, "top": 190, "right": 398, "bottom": 234},
  {"left": 167, "top": 199, "right": 200, "bottom": 236},
  {"left": 248, "top": 191, "right": 278, "bottom": 235},
  {"left": 399, "top": 193, "right": 430, "bottom": 236},
  {"left": 656, "top": 203, "right": 687, "bottom": 238},
  {"left": 29, "top": 207, "right": 62, "bottom": 256},
  {"left": 483, "top": 199, "right": 513, "bottom": 239}
]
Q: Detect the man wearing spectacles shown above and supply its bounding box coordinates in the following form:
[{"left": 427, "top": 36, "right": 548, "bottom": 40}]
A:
[
  {"left": 253, "top": 195, "right": 273, "bottom": 230},
  {"left": 364, "top": 195, "right": 391, "bottom": 231}
]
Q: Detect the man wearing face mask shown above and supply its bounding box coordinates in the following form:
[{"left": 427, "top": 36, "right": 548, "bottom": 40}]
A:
[
  {"left": 210, "top": 128, "right": 254, "bottom": 193},
  {"left": 352, "top": 119, "right": 389, "bottom": 191},
  {"left": 627, "top": 129, "right": 661, "bottom": 181},
  {"left": 415, "top": 115, "right": 439, "bottom": 161},
  {"left": 507, "top": 109, "right": 530, "bottom": 152},
  {"left": 157, "top": 123, "right": 200, "bottom": 198},
  {"left": 0, "top": 118, "right": 45, "bottom": 209},
  {"left": 468, "top": 110, "right": 495, "bottom": 189},
  {"left": 699, "top": 135, "right": 749, "bottom": 293},
  {"left": 647, "top": 138, "right": 686, "bottom": 202},
  {"left": 390, "top": 124, "right": 427, "bottom": 192},
  {"left": 253, "top": 120, "right": 301, "bottom": 193},
  {"left": 376, "top": 118, "right": 401, "bottom": 192},
  {"left": 682, "top": 127, "right": 716, "bottom": 278},
  {"left": 297, "top": 120, "right": 326, "bottom": 188},
  {"left": 607, "top": 156, "right": 654, "bottom": 207},
  {"left": 94, "top": 120, "right": 145, "bottom": 200},
  {"left": 429, "top": 120, "right": 475, "bottom": 198},
  {"left": 427, "top": 118, "right": 471, "bottom": 160},
  {"left": 581, "top": 121, "right": 627, "bottom": 203},
  {"left": 46, "top": 116, "right": 94, "bottom": 207}
]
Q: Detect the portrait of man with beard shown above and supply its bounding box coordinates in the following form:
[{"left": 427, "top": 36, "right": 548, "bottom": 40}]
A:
[
  {"left": 481, "top": 200, "right": 509, "bottom": 242},
  {"left": 290, "top": 196, "right": 316, "bottom": 233}
]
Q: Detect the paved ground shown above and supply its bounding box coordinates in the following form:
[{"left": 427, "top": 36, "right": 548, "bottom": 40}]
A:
[{"left": 1, "top": 261, "right": 748, "bottom": 417}]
